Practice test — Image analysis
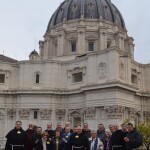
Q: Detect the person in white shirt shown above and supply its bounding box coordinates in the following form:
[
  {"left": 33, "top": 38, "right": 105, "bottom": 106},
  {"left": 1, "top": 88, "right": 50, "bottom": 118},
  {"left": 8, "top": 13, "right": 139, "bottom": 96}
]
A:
[{"left": 89, "top": 130, "right": 104, "bottom": 150}]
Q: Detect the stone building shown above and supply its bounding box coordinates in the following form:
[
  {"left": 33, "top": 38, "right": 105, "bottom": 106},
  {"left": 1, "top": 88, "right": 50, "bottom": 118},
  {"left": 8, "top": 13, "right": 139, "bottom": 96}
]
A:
[{"left": 0, "top": 0, "right": 150, "bottom": 140}]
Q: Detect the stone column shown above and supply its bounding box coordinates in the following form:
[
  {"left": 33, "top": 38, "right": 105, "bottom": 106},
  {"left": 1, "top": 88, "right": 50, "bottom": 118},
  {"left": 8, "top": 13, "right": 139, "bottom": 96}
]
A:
[
  {"left": 77, "top": 27, "right": 86, "bottom": 54},
  {"left": 99, "top": 30, "right": 106, "bottom": 50},
  {"left": 57, "top": 30, "right": 65, "bottom": 56},
  {"left": 39, "top": 40, "right": 44, "bottom": 60},
  {"left": 43, "top": 36, "right": 50, "bottom": 59}
]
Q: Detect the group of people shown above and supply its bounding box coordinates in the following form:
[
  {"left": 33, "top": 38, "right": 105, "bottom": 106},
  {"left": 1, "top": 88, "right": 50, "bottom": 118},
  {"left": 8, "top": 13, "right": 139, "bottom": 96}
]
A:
[{"left": 5, "top": 121, "right": 142, "bottom": 150}]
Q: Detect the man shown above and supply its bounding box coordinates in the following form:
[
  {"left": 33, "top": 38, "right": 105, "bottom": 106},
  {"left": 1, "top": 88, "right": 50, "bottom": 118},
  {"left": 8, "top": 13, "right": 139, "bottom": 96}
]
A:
[
  {"left": 97, "top": 124, "right": 105, "bottom": 140},
  {"left": 25, "top": 122, "right": 36, "bottom": 150},
  {"left": 82, "top": 122, "right": 91, "bottom": 138},
  {"left": 61, "top": 126, "right": 72, "bottom": 150},
  {"left": 62, "top": 121, "right": 73, "bottom": 134},
  {"left": 54, "top": 122, "right": 63, "bottom": 136},
  {"left": 73, "top": 126, "right": 78, "bottom": 134},
  {"left": 121, "top": 123, "right": 128, "bottom": 150},
  {"left": 121, "top": 124, "right": 128, "bottom": 133},
  {"left": 89, "top": 130, "right": 104, "bottom": 150},
  {"left": 30, "top": 126, "right": 42, "bottom": 149},
  {"left": 124, "top": 123, "right": 142, "bottom": 150},
  {"left": 69, "top": 125, "right": 89, "bottom": 150},
  {"left": 5, "top": 121, "right": 26, "bottom": 150},
  {"left": 109, "top": 124, "right": 125, "bottom": 150},
  {"left": 45, "top": 122, "right": 54, "bottom": 139},
  {"left": 109, "top": 124, "right": 114, "bottom": 133}
]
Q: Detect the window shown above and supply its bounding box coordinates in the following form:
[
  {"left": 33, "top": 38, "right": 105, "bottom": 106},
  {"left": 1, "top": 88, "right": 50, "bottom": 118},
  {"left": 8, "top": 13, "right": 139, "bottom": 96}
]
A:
[
  {"left": 71, "top": 42, "right": 76, "bottom": 52},
  {"left": 88, "top": 42, "right": 94, "bottom": 51},
  {"left": 0, "top": 74, "right": 5, "bottom": 83},
  {"left": 72, "top": 72, "right": 83, "bottom": 83},
  {"left": 34, "top": 111, "right": 38, "bottom": 119},
  {"left": 107, "top": 40, "right": 111, "bottom": 48},
  {"left": 131, "top": 74, "right": 137, "bottom": 84},
  {"left": 36, "top": 74, "right": 40, "bottom": 83}
]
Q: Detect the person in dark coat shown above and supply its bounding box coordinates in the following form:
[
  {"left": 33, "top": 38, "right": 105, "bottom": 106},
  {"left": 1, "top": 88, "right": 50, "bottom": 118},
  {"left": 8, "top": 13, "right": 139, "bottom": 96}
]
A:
[
  {"left": 54, "top": 122, "right": 63, "bottom": 136},
  {"left": 124, "top": 123, "right": 142, "bottom": 150},
  {"left": 25, "top": 123, "right": 36, "bottom": 150},
  {"left": 102, "top": 129, "right": 112, "bottom": 150},
  {"left": 5, "top": 121, "right": 26, "bottom": 150},
  {"left": 109, "top": 124, "right": 125, "bottom": 150},
  {"left": 97, "top": 124, "right": 105, "bottom": 140},
  {"left": 82, "top": 122, "right": 91, "bottom": 138},
  {"left": 30, "top": 126, "right": 42, "bottom": 149},
  {"left": 45, "top": 122, "right": 54, "bottom": 140},
  {"left": 51, "top": 130, "right": 65, "bottom": 150},
  {"left": 36, "top": 131, "right": 51, "bottom": 150},
  {"left": 69, "top": 125, "right": 89, "bottom": 150},
  {"left": 121, "top": 123, "right": 128, "bottom": 150}
]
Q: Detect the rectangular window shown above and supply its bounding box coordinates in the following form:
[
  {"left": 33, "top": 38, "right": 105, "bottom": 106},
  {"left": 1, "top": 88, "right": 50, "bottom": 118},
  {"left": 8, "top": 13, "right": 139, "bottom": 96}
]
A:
[
  {"left": 0, "top": 74, "right": 5, "bottom": 83},
  {"left": 71, "top": 42, "right": 76, "bottom": 52},
  {"left": 72, "top": 72, "right": 83, "bottom": 83},
  {"left": 131, "top": 74, "right": 137, "bottom": 84},
  {"left": 34, "top": 111, "right": 38, "bottom": 119},
  {"left": 88, "top": 42, "right": 94, "bottom": 51}
]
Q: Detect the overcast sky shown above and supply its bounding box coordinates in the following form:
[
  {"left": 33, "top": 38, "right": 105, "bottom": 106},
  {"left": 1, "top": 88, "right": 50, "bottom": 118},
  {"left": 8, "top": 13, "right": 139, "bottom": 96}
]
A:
[{"left": 0, "top": 0, "right": 150, "bottom": 63}]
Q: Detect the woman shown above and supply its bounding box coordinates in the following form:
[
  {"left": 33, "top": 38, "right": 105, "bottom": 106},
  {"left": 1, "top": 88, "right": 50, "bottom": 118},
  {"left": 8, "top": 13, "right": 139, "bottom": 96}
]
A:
[
  {"left": 36, "top": 131, "right": 51, "bottom": 150},
  {"left": 102, "top": 129, "right": 112, "bottom": 150},
  {"left": 89, "top": 130, "right": 104, "bottom": 150},
  {"left": 51, "top": 130, "right": 64, "bottom": 150}
]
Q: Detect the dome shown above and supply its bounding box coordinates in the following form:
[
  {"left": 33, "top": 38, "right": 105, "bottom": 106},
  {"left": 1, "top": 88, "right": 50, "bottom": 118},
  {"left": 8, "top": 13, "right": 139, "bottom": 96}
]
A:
[
  {"left": 46, "top": 0, "right": 125, "bottom": 32},
  {"left": 30, "top": 49, "right": 39, "bottom": 56}
]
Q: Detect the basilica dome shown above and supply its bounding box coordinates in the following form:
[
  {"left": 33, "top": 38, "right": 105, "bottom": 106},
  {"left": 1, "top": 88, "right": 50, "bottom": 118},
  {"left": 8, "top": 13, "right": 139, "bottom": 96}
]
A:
[{"left": 46, "top": 0, "right": 125, "bottom": 32}]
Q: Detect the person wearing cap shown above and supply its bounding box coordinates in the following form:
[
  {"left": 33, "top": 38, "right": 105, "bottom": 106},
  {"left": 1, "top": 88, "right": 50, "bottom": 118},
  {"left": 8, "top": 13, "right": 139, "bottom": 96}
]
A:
[{"left": 89, "top": 130, "right": 104, "bottom": 150}]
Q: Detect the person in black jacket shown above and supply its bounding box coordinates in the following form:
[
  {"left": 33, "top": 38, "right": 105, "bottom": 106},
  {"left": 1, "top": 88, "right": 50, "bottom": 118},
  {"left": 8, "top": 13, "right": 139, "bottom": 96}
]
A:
[
  {"left": 109, "top": 124, "right": 125, "bottom": 150},
  {"left": 5, "top": 121, "right": 26, "bottom": 150},
  {"left": 30, "top": 126, "right": 42, "bottom": 149},
  {"left": 36, "top": 131, "right": 51, "bottom": 150},
  {"left": 124, "top": 123, "right": 142, "bottom": 150},
  {"left": 45, "top": 122, "right": 54, "bottom": 140},
  {"left": 69, "top": 125, "right": 89, "bottom": 150}
]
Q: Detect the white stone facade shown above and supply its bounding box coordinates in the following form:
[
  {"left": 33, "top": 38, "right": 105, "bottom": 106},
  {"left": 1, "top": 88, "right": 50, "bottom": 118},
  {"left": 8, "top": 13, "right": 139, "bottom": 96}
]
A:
[{"left": 0, "top": 3, "right": 150, "bottom": 142}]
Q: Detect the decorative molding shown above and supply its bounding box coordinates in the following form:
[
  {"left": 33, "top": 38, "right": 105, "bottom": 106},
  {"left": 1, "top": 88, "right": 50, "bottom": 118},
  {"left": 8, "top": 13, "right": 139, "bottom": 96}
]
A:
[
  {"left": 40, "top": 109, "right": 52, "bottom": 120},
  {"left": 128, "top": 108, "right": 141, "bottom": 120},
  {"left": 105, "top": 105, "right": 124, "bottom": 119},
  {"left": 19, "top": 109, "right": 30, "bottom": 119},
  {"left": 7, "top": 108, "right": 16, "bottom": 118},
  {"left": 55, "top": 109, "right": 66, "bottom": 119},
  {"left": 143, "top": 111, "right": 150, "bottom": 121},
  {"left": 68, "top": 109, "right": 84, "bottom": 122},
  {"left": 85, "top": 107, "right": 96, "bottom": 119}
]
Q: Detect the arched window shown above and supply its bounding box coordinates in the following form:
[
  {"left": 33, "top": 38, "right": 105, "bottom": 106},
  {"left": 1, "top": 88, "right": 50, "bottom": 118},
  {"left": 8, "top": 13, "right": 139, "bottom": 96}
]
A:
[{"left": 36, "top": 74, "right": 40, "bottom": 84}]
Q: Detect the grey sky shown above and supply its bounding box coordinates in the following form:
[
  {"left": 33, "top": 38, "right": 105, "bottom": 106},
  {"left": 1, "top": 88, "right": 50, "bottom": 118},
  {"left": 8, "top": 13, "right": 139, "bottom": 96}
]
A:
[{"left": 0, "top": 0, "right": 150, "bottom": 63}]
